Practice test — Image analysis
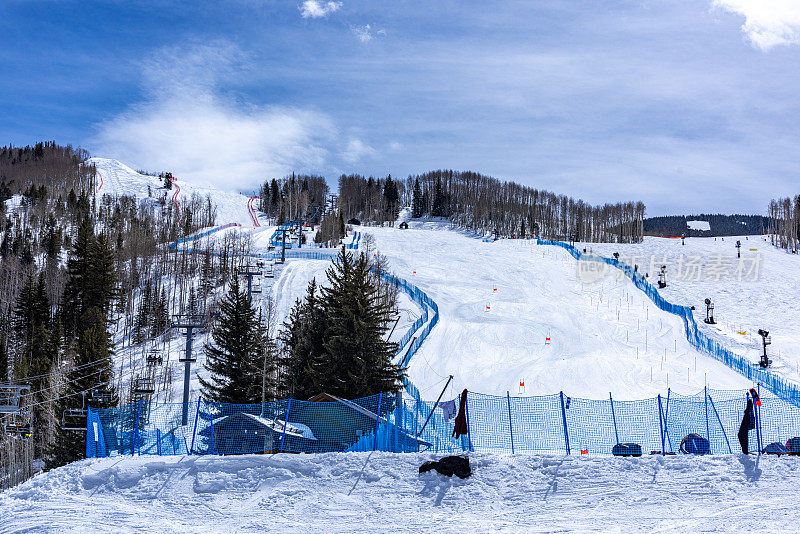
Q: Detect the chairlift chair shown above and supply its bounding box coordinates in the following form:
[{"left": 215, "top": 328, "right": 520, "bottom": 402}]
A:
[
  {"left": 264, "top": 262, "right": 275, "bottom": 278},
  {"left": 146, "top": 352, "right": 164, "bottom": 366},
  {"left": 133, "top": 377, "right": 156, "bottom": 395},
  {"left": 90, "top": 388, "right": 114, "bottom": 405},
  {"left": 3, "top": 419, "right": 32, "bottom": 438},
  {"left": 61, "top": 408, "right": 88, "bottom": 431},
  {"left": 0, "top": 384, "right": 31, "bottom": 414}
]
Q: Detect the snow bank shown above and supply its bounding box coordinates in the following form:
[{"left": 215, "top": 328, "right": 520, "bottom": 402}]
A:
[
  {"left": 687, "top": 220, "right": 711, "bottom": 232},
  {"left": 3, "top": 452, "right": 800, "bottom": 532}
]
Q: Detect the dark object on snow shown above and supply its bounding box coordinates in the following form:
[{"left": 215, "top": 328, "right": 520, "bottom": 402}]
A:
[
  {"left": 680, "top": 433, "right": 710, "bottom": 455},
  {"left": 399, "top": 221, "right": 409, "bottom": 229},
  {"left": 347, "top": 218, "right": 361, "bottom": 226},
  {"left": 419, "top": 456, "right": 471, "bottom": 479},
  {"left": 786, "top": 437, "right": 800, "bottom": 456},
  {"left": 612, "top": 443, "right": 642, "bottom": 457},
  {"left": 763, "top": 442, "right": 789, "bottom": 456},
  {"left": 738, "top": 397, "right": 755, "bottom": 454},
  {"left": 452, "top": 389, "right": 469, "bottom": 439}
]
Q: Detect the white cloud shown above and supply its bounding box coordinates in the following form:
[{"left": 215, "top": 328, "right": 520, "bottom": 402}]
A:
[
  {"left": 299, "top": 0, "right": 342, "bottom": 19},
  {"left": 388, "top": 141, "right": 402, "bottom": 151},
  {"left": 91, "top": 43, "right": 336, "bottom": 190},
  {"left": 341, "top": 138, "right": 376, "bottom": 163},
  {"left": 351, "top": 24, "right": 374, "bottom": 43},
  {"left": 713, "top": 0, "right": 800, "bottom": 51}
]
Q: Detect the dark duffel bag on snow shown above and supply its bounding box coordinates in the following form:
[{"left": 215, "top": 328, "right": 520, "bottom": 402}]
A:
[
  {"left": 680, "top": 433, "right": 710, "bottom": 455},
  {"left": 786, "top": 437, "right": 800, "bottom": 455},
  {"left": 419, "top": 456, "right": 472, "bottom": 479},
  {"left": 612, "top": 443, "right": 642, "bottom": 457},
  {"left": 763, "top": 442, "right": 790, "bottom": 456}
]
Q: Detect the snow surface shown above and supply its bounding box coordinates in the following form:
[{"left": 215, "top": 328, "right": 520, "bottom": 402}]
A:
[
  {"left": 587, "top": 236, "right": 800, "bottom": 388},
  {"left": 89, "top": 158, "right": 258, "bottom": 227},
  {"left": 3, "top": 452, "right": 800, "bottom": 533},
  {"left": 358, "top": 222, "right": 751, "bottom": 399},
  {"left": 686, "top": 220, "right": 711, "bottom": 232},
  {"left": 3, "top": 193, "right": 23, "bottom": 213}
]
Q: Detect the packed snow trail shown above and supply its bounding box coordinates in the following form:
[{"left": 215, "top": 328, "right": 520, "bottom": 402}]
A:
[
  {"left": 170, "top": 177, "right": 182, "bottom": 218},
  {"left": 3, "top": 452, "right": 800, "bottom": 533},
  {"left": 95, "top": 170, "right": 103, "bottom": 194},
  {"left": 247, "top": 196, "right": 260, "bottom": 227},
  {"left": 361, "top": 222, "right": 751, "bottom": 399},
  {"left": 589, "top": 235, "right": 800, "bottom": 386}
]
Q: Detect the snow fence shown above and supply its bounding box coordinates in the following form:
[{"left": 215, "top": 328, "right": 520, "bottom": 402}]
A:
[
  {"left": 87, "top": 387, "right": 800, "bottom": 457},
  {"left": 537, "top": 239, "right": 800, "bottom": 409}
]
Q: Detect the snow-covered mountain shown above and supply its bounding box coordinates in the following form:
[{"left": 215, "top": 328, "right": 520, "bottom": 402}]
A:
[{"left": 89, "top": 157, "right": 258, "bottom": 227}]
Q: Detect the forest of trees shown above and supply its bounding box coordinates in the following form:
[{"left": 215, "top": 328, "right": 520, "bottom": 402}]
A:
[
  {"left": 0, "top": 142, "right": 249, "bottom": 488},
  {"left": 338, "top": 174, "right": 402, "bottom": 225},
  {"left": 257, "top": 173, "right": 328, "bottom": 225},
  {"left": 644, "top": 214, "right": 768, "bottom": 237},
  {"left": 337, "top": 169, "right": 645, "bottom": 242},
  {"left": 768, "top": 195, "right": 800, "bottom": 252}
]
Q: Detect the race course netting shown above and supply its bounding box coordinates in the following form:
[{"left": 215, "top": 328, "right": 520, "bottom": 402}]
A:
[{"left": 87, "top": 387, "right": 800, "bottom": 457}]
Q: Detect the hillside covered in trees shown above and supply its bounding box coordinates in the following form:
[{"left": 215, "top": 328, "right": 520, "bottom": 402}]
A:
[
  {"left": 338, "top": 170, "right": 646, "bottom": 243},
  {"left": 768, "top": 195, "right": 800, "bottom": 252},
  {"left": 644, "top": 214, "right": 768, "bottom": 237}
]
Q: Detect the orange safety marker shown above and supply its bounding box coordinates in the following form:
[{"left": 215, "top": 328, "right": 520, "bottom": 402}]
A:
[{"left": 581, "top": 448, "right": 588, "bottom": 455}]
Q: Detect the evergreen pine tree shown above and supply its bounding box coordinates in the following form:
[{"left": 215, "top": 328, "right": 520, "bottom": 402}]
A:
[
  {"left": 163, "top": 172, "right": 173, "bottom": 190},
  {"left": 412, "top": 179, "right": 423, "bottom": 218},
  {"left": 12, "top": 272, "right": 50, "bottom": 376},
  {"left": 199, "top": 276, "right": 266, "bottom": 404},
  {"left": 383, "top": 175, "right": 399, "bottom": 220},
  {"left": 0, "top": 333, "right": 8, "bottom": 381},
  {"left": 46, "top": 306, "right": 115, "bottom": 468},
  {"left": 62, "top": 216, "right": 94, "bottom": 340},
  {"left": 277, "top": 280, "right": 326, "bottom": 399},
  {"left": 319, "top": 249, "right": 402, "bottom": 398}
]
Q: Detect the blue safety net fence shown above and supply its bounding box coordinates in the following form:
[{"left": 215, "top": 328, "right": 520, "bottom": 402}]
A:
[
  {"left": 87, "top": 387, "right": 800, "bottom": 457},
  {"left": 537, "top": 239, "right": 800, "bottom": 408}
]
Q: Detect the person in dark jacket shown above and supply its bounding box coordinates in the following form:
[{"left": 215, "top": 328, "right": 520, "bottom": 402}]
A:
[{"left": 738, "top": 395, "right": 755, "bottom": 454}]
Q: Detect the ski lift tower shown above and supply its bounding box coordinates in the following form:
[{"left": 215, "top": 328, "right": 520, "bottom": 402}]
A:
[
  {"left": 657, "top": 265, "right": 667, "bottom": 289},
  {"left": 172, "top": 313, "right": 204, "bottom": 425},
  {"left": 237, "top": 263, "right": 263, "bottom": 300},
  {"left": 704, "top": 298, "right": 716, "bottom": 324},
  {"left": 758, "top": 329, "right": 772, "bottom": 368}
]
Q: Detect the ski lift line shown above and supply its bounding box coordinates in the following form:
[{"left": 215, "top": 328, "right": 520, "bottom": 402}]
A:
[
  {"left": 4, "top": 356, "right": 113, "bottom": 384},
  {"left": 18, "top": 368, "right": 107, "bottom": 398},
  {"left": 22, "top": 381, "right": 111, "bottom": 410}
]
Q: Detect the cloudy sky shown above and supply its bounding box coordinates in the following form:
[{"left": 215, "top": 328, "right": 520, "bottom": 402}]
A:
[{"left": 1, "top": 0, "right": 799, "bottom": 215}]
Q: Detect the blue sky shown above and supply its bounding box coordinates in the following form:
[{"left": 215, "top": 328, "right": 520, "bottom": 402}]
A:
[{"left": 1, "top": 0, "right": 799, "bottom": 215}]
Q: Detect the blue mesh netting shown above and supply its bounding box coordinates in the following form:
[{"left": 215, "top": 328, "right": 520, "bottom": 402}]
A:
[{"left": 87, "top": 388, "right": 800, "bottom": 458}]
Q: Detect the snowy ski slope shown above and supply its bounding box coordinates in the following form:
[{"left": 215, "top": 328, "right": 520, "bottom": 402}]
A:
[
  {"left": 588, "top": 236, "right": 800, "bottom": 386},
  {"left": 88, "top": 158, "right": 257, "bottom": 227},
  {"left": 3, "top": 452, "right": 799, "bottom": 533},
  {"left": 359, "top": 222, "right": 752, "bottom": 399}
]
